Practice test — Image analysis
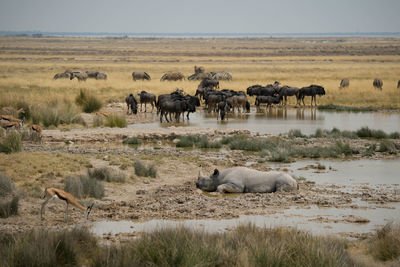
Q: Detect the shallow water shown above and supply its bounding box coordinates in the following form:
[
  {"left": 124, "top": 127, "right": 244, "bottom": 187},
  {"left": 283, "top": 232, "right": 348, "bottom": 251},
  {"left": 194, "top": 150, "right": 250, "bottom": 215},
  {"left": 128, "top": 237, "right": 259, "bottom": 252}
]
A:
[
  {"left": 269, "top": 158, "right": 400, "bottom": 186},
  {"left": 90, "top": 159, "right": 400, "bottom": 238},
  {"left": 91, "top": 202, "right": 400, "bottom": 237},
  {"left": 129, "top": 108, "right": 400, "bottom": 135}
]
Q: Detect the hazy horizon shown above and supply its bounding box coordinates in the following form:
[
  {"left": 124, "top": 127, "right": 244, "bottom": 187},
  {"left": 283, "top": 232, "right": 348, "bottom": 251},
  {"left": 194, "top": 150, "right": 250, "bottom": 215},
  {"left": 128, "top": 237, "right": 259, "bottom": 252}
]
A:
[{"left": 1, "top": 0, "right": 399, "bottom": 34}]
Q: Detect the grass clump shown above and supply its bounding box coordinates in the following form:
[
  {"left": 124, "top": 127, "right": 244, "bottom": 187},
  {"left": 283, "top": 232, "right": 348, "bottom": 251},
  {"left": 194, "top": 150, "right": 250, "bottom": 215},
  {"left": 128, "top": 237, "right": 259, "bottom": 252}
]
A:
[
  {"left": 64, "top": 175, "right": 104, "bottom": 199},
  {"left": 0, "top": 228, "right": 97, "bottom": 267},
  {"left": 377, "top": 140, "right": 398, "bottom": 154},
  {"left": 31, "top": 101, "right": 85, "bottom": 128},
  {"left": 75, "top": 89, "right": 102, "bottom": 113},
  {"left": 0, "top": 173, "right": 19, "bottom": 218},
  {"left": 176, "top": 135, "right": 221, "bottom": 149},
  {"left": 356, "top": 127, "right": 388, "bottom": 139},
  {"left": 122, "top": 137, "right": 141, "bottom": 145},
  {"left": 0, "top": 131, "right": 22, "bottom": 154},
  {"left": 369, "top": 223, "right": 400, "bottom": 261},
  {"left": 134, "top": 160, "right": 157, "bottom": 178},
  {"left": 88, "top": 167, "right": 126, "bottom": 183},
  {"left": 105, "top": 113, "right": 127, "bottom": 128},
  {"left": 288, "top": 129, "right": 306, "bottom": 138},
  {"left": 94, "top": 225, "right": 356, "bottom": 267}
]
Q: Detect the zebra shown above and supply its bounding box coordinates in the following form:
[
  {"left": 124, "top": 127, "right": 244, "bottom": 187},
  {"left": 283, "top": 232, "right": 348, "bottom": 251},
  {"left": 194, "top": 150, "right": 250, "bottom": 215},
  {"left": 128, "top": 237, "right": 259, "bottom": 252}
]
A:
[{"left": 211, "top": 72, "right": 232, "bottom": 81}]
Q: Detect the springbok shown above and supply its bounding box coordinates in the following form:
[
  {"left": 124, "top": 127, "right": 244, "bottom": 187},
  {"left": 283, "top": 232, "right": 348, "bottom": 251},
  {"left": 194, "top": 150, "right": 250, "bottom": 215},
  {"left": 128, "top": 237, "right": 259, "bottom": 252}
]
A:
[{"left": 41, "top": 187, "right": 94, "bottom": 223}]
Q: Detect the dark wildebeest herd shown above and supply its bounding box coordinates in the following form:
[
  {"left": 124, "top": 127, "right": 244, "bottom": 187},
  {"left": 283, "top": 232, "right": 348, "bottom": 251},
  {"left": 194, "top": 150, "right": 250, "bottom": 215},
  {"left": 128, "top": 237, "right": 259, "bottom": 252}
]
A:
[{"left": 52, "top": 66, "right": 397, "bottom": 122}]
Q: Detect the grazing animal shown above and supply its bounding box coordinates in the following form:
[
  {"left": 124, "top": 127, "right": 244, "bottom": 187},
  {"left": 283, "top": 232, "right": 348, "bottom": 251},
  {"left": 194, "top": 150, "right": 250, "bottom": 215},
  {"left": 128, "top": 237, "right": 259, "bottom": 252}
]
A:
[
  {"left": 0, "top": 114, "right": 24, "bottom": 126},
  {"left": 70, "top": 72, "right": 88, "bottom": 81},
  {"left": 188, "top": 72, "right": 212, "bottom": 81},
  {"left": 211, "top": 72, "right": 232, "bottom": 81},
  {"left": 339, "top": 78, "right": 350, "bottom": 89},
  {"left": 198, "top": 78, "right": 219, "bottom": 90},
  {"left": 30, "top": 124, "right": 42, "bottom": 138},
  {"left": 297, "top": 85, "right": 325, "bottom": 106},
  {"left": 95, "top": 111, "right": 109, "bottom": 117},
  {"left": 217, "top": 101, "right": 230, "bottom": 120},
  {"left": 194, "top": 66, "right": 205, "bottom": 74},
  {"left": 279, "top": 86, "right": 299, "bottom": 106},
  {"left": 196, "top": 166, "right": 298, "bottom": 193},
  {"left": 132, "top": 71, "right": 151, "bottom": 81},
  {"left": 255, "top": 95, "right": 282, "bottom": 107},
  {"left": 53, "top": 72, "right": 71, "bottom": 80},
  {"left": 137, "top": 91, "right": 157, "bottom": 112},
  {"left": 1, "top": 107, "right": 25, "bottom": 118},
  {"left": 246, "top": 85, "right": 263, "bottom": 96},
  {"left": 41, "top": 187, "right": 94, "bottom": 223},
  {"left": 373, "top": 78, "right": 383, "bottom": 90},
  {"left": 159, "top": 98, "right": 187, "bottom": 123},
  {"left": 125, "top": 94, "right": 138, "bottom": 115},
  {"left": 95, "top": 72, "right": 107, "bottom": 80},
  {"left": 1, "top": 121, "right": 23, "bottom": 130},
  {"left": 160, "top": 72, "right": 185, "bottom": 81},
  {"left": 86, "top": 71, "right": 99, "bottom": 78}
]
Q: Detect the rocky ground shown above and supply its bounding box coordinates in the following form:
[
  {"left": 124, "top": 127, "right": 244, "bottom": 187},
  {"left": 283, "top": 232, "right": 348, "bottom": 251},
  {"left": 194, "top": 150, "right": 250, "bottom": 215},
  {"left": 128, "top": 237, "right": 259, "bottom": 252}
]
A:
[{"left": 1, "top": 107, "right": 400, "bottom": 242}]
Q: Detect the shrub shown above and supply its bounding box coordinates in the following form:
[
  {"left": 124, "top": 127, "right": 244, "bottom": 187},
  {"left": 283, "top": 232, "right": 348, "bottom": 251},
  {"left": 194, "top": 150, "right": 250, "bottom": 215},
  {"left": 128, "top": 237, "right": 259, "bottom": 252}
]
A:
[
  {"left": 0, "top": 196, "right": 19, "bottom": 218},
  {"left": 123, "top": 137, "right": 141, "bottom": 145},
  {"left": 176, "top": 135, "right": 201, "bottom": 148},
  {"left": 75, "top": 90, "right": 102, "bottom": 113},
  {"left": 0, "top": 228, "right": 97, "bottom": 267},
  {"left": 32, "top": 102, "right": 85, "bottom": 128},
  {"left": 0, "top": 174, "right": 18, "bottom": 218},
  {"left": 356, "top": 127, "right": 388, "bottom": 139},
  {"left": 389, "top": 132, "right": 400, "bottom": 139},
  {"left": 369, "top": 223, "right": 400, "bottom": 261},
  {"left": 288, "top": 129, "right": 306, "bottom": 138},
  {"left": 134, "top": 160, "right": 157, "bottom": 178},
  {"left": 88, "top": 167, "right": 126, "bottom": 183},
  {"left": 0, "top": 131, "right": 22, "bottom": 153},
  {"left": 93, "top": 115, "right": 104, "bottom": 127},
  {"left": 64, "top": 175, "right": 104, "bottom": 199},
  {"left": 377, "top": 140, "right": 397, "bottom": 154},
  {"left": 105, "top": 113, "right": 127, "bottom": 128},
  {"left": 269, "top": 148, "right": 292, "bottom": 163}
]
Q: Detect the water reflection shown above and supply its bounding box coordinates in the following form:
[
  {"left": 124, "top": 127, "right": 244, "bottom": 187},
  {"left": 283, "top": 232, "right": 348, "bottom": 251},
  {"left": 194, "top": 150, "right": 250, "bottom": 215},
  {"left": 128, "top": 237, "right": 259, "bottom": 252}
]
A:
[{"left": 129, "top": 108, "right": 400, "bottom": 135}]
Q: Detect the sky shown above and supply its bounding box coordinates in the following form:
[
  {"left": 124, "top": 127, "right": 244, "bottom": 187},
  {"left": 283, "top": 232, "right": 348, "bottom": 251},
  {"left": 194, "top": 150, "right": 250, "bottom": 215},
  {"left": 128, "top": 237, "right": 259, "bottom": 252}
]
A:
[{"left": 0, "top": 0, "right": 399, "bottom": 33}]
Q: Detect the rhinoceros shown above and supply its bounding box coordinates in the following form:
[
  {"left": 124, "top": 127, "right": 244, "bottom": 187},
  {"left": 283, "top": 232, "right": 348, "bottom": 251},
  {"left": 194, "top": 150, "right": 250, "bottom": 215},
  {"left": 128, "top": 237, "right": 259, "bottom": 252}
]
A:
[{"left": 196, "top": 167, "right": 298, "bottom": 193}]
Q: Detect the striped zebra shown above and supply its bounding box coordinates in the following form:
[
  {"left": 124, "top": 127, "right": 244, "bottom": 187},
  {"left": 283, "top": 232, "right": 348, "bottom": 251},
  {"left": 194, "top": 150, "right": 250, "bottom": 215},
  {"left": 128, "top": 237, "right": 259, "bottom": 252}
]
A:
[{"left": 211, "top": 72, "right": 232, "bottom": 81}]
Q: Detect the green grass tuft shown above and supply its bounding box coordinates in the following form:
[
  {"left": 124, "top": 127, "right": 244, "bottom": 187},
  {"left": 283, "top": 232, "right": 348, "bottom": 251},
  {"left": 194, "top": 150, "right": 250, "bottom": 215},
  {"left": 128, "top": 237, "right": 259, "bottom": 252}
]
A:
[
  {"left": 88, "top": 167, "right": 126, "bottom": 183},
  {"left": 105, "top": 113, "right": 127, "bottom": 128},
  {"left": 64, "top": 175, "right": 104, "bottom": 199},
  {"left": 0, "top": 131, "right": 22, "bottom": 154},
  {"left": 75, "top": 89, "right": 102, "bottom": 113},
  {"left": 134, "top": 160, "right": 157, "bottom": 178}
]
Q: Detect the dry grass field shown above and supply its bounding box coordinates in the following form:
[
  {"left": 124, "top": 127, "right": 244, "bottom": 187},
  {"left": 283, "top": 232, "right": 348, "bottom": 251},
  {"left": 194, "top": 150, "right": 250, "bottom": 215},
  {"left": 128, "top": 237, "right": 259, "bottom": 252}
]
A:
[{"left": 0, "top": 36, "right": 400, "bottom": 109}]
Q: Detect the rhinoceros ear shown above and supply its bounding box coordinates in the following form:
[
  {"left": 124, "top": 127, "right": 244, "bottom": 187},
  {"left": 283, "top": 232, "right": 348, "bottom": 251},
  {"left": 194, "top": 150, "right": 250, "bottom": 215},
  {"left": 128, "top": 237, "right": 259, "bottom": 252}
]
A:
[{"left": 213, "top": 169, "right": 219, "bottom": 176}]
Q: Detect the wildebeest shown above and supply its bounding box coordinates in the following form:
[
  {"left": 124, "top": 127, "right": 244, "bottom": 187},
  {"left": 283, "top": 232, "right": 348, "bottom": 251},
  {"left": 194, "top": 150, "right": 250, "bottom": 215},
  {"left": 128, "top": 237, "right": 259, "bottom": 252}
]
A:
[
  {"left": 211, "top": 72, "right": 232, "bottom": 81},
  {"left": 125, "top": 94, "right": 138, "bottom": 115},
  {"left": 279, "top": 86, "right": 299, "bottom": 106},
  {"left": 339, "top": 78, "right": 350, "bottom": 89},
  {"left": 53, "top": 72, "right": 71, "bottom": 80},
  {"left": 194, "top": 66, "right": 205, "bottom": 74},
  {"left": 217, "top": 101, "right": 230, "bottom": 120},
  {"left": 195, "top": 87, "right": 212, "bottom": 101},
  {"left": 70, "top": 72, "right": 88, "bottom": 81},
  {"left": 198, "top": 78, "right": 219, "bottom": 90},
  {"left": 159, "top": 96, "right": 191, "bottom": 123},
  {"left": 188, "top": 72, "right": 212, "bottom": 81},
  {"left": 297, "top": 85, "right": 325, "bottom": 106},
  {"left": 196, "top": 166, "right": 298, "bottom": 193},
  {"left": 246, "top": 82, "right": 281, "bottom": 97},
  {"left": 373, "top": 78, "right": 383, "bottom": 90},
  {"left": 132, "top": 71, "right": 151, "bottom": 81},
  {"left": 86, "top": 71, "right": 98, "bottom": 78},
  {"left": 95, "top": 72, "right": 107, "bottom": 80},
  {"left": 137, "top": 91, "right": 156, "bottom": 112},
  {"left": 227, "top": 95, "right": 249, "bottom": 113},
  {"left": 255, "top": 95, "right": 282, "bottom": 107},
  {"left": 160, "top": 72, "right": 185, "bottom": 81},
  {"left": 246, "top": 85, "right": 263, "bottom": 96}
]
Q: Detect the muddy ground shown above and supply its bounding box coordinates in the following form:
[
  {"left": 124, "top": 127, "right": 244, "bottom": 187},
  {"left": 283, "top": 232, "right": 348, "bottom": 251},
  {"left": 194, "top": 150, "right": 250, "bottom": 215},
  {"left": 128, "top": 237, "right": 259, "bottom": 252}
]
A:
[{"left": 1, "top": 106, "right": 400, "bottom": 241}]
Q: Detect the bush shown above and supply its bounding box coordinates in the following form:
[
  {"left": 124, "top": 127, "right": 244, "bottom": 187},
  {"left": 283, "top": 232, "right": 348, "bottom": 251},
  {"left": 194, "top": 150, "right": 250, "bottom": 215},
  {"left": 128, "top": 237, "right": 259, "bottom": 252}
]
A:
[
  {"left": 288, "top": 129, "right": 306, "bottom": 138},
  {"left": 0, "top": 228, "right": 97, "bottom": 267},
  {"left": 176, "top": 135, "right": 201, "bottom": 148},
  {"left": 105, "top": 113, "right": 127, "bottom": 128},
  {"left": 75, "top": 90, "right": 102, "bottom": 113},
  {"left": 0, "top": 131, "right": 22, "bottom": 153},
  {"left": 356, "top": 127, "right": 388, "bottom": 139},
  {"left": 64, "top": 175, "right": 104, "bottom": 199},
  {"left": 0, "top": 174, "right": 18, "bottom": 218},
  {"left": 88, "top": 167, "right": 126, "bottom": 183},
  {"left": 369, "top": 223, "right": 400, "bottom": 261},
  {"left": 134, "top": 160, "right": 157, "bottom": 178},
  {"left": 123, "top": 137, "right": 141, "bottom": 145},
  {"left": 0, "top": 196, "right": 19, "bottom": 218},
  {"left": 377, "top": 140, "right": 397, "bottom": 154},
  {"left": 31, "top": 101, "right": 85, "bottom": 128}
]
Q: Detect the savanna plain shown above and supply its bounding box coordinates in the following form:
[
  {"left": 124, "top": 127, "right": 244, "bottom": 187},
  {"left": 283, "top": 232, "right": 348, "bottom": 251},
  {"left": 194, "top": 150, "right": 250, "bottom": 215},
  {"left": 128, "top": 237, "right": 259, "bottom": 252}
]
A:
[{"left": 1, "top": 36, "right": 400, "bottom": 266}]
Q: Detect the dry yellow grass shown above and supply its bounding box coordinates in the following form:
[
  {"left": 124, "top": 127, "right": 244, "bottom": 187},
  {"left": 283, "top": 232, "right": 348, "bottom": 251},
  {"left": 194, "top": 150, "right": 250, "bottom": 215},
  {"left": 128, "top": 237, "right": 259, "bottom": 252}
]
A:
[{"left": 0, "top": 36, "right": 399, "bottom": 108}]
